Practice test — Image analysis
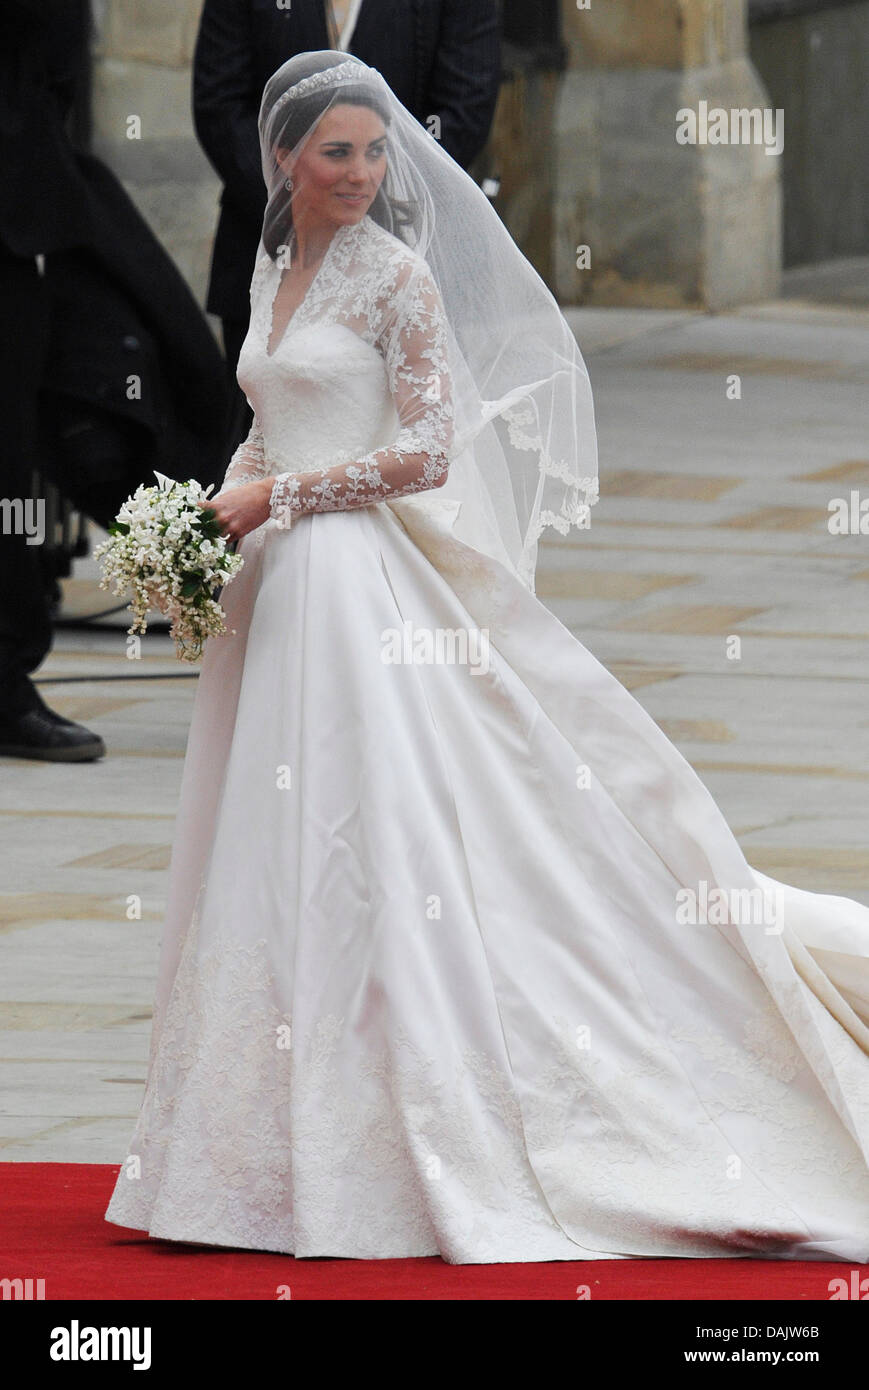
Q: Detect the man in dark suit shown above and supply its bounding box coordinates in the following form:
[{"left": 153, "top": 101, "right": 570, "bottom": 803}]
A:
[
  {"left": 0, "top": 0, "right": 229, "bottom": 761},
  {"left": 193, "top": 0, "right": 501, "bottom": 454}
]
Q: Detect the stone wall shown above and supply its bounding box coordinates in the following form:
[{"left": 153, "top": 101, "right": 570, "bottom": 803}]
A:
[
  {"left": 88, "top": 0, "right": 784, "bottom": 315},
  {"left": 553, "top": 0, "right": 782, "bottom": 308},
  {"left": 749, "top": 0, "right": 869, "bottom": 265},
  {"left": 89, "top": 1, "right": 221, "bottom": 323}
]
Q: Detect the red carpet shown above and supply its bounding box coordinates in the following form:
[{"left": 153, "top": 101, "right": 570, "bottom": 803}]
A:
[{"left": 1, "top": 1164, "right": 864, "bottom": 1300}]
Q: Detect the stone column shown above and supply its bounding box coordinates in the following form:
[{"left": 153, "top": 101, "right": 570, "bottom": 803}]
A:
[
  {"left": 554, "top": 0, "right": 782, "bottom": 308},
  {"left": 88, "top": 1, "right": 219, "bottom": 317}
]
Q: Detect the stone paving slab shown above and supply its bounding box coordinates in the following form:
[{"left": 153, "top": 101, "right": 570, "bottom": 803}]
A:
[{"left": 1, "top": 295, "right": 867, "bottom": 1161}]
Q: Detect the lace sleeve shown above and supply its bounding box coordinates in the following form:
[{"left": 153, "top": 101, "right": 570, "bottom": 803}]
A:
[
  {"left": 268, "top": 260, "right": 455, "bottom": 529},
  {"left": 220, "top": 412, "right": 267, "bottom": 492}
]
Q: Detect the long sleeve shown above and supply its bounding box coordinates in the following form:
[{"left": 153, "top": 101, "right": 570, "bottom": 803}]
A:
[
  {"left": 220, "top": 412, "right": 267, "bottom": 491},
  {"left": 268, "top": 260, "right": 455, "bottom": 529}
]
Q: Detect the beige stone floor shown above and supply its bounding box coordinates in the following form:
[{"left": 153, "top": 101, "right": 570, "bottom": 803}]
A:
[{"left": 1, "top": 294, "right": 867, "bottom": 1162}]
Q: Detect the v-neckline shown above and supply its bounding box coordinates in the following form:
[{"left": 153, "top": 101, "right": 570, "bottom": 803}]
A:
[{"left": 265, "top": 223, "right": 346, "bottom": 360}]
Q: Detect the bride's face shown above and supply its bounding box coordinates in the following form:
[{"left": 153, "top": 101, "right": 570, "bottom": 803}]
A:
[{"left": 281, "top": 103, "right": 388, "bottom": 229}]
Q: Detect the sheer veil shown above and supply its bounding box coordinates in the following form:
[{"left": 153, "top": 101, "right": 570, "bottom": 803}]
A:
[{"left": 253, "top": 50, "right": 598, "bottom": 590}]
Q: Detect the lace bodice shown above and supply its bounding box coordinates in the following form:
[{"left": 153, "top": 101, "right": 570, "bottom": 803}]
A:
[{"left": 222, "top": 217, "right": 455, "bottom": 530}]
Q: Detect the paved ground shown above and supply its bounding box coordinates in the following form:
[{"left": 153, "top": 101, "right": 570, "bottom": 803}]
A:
[{"left": 1, "top": 272, "right": 867, "bottom": 1163}]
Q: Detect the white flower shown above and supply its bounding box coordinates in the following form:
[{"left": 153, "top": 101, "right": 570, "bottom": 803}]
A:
[{"left": 95, "top": 476, "right": 245, "bottom": 662}]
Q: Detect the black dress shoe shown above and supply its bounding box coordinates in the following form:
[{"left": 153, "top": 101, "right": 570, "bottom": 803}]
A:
[{"left": 0, "top": 693, "right": 106, "bottom": 762}]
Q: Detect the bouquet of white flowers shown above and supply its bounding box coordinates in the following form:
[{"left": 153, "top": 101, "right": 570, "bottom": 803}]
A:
[{"left": 94, "top": 471, "right": 244, "bottom": 663}]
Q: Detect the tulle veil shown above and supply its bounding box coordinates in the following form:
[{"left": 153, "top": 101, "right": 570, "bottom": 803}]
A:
[{"left": 252, "top": 49, "right": 599, "bottom": 591}]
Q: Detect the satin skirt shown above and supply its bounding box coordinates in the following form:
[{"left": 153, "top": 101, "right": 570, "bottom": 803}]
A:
[{"left": 104, "top": 499, "right": 869, "bottom": 1262}]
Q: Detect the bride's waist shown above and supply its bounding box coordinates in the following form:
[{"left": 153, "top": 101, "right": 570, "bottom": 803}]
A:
[{"left": 256, "top": 412, "right": 396, "bottom": 475}]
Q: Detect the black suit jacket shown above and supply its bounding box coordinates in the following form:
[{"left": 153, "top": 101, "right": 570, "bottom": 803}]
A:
[
  {"left": 194, "top": 0, "right": 501, "bottom": 321},
  {"left": 0, "top": 0, "right": 229, "bottom": 499},
  {"left": 0, "top": 0, "right": 93, "bottom": 256},
  {"left": 40, "top": 155, "right": 230, "bottom": 495}
]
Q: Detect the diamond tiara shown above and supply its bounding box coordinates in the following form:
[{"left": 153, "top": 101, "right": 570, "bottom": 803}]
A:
[{"left": 268, "top": 59, "right": 381, "bottom": 117}]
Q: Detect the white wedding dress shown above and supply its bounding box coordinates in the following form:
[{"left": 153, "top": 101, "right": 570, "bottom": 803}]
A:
[{"left": 106, "top": 218, "right": 869, "bottom": 1263}]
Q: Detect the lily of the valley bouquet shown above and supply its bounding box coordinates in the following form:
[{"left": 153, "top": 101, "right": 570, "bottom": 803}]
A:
[{"left": 94, "top": 471, "right": 244, "bottom": 663}]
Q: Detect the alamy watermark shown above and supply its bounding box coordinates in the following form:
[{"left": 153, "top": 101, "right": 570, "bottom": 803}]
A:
[
  {"left": 828, "top": 491, "right": 869, "bottom": 535},
  {"left": 50, "top": 1321, "right": 151, "bottom": 1370},
  {"left": 381, "top": 621, "right": 491, "bottom": 676},
  {"left": 1, "top": 497, "right": 44, "bottom": 545},
  {"left": 676, "top": 101, "right": 784, "bottom": 156},
  {"left": 1, "top": 1276, "right": 45, "bottom": 1299},
  {"left": 676, "top": 880, "right": 785, "bottom": 935}
]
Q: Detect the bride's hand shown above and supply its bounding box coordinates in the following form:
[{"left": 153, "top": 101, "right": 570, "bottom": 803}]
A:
[{"left": 204, "top": 478, "right": 274, "bottom": 544}]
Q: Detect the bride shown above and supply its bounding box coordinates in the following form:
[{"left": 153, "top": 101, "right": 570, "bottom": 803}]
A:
[{"left": 105, "top": 51, "right": 869, "bottom": 1264}]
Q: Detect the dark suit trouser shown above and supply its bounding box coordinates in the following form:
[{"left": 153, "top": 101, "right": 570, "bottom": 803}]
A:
[
  {"left": 0, "top": 248, "right": 53, "bottom": 715},
  {"left": 0, "top": 246, "right": 153, "bottom": 716}
]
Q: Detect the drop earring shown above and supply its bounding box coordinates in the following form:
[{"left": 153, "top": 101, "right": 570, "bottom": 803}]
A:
[{"left": 285, "top": 176, "right": 294, "bottom": 191}]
